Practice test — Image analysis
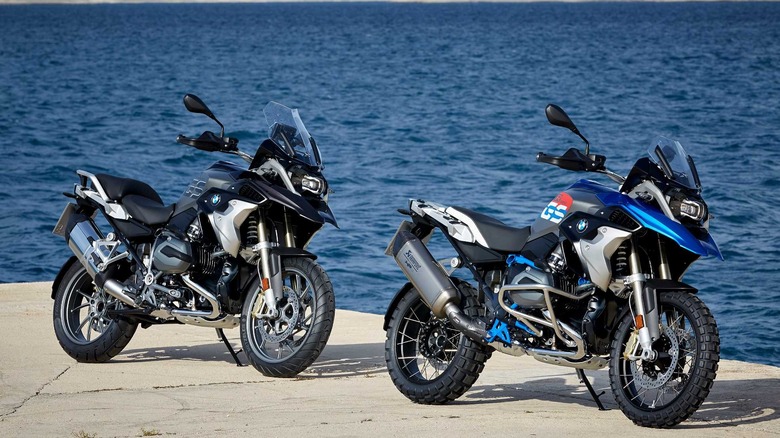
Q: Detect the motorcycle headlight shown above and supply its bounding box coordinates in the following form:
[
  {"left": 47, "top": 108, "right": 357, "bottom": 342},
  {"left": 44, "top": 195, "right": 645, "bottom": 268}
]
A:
[
  {"left": 668, "top": 189, "right": 707, "bottom": 223},
  {"left": 301, "top": 175, "right": 325, "bottom": 195},
  {"left": 679, "top": 198, "right": 706, "bottom": 221}
]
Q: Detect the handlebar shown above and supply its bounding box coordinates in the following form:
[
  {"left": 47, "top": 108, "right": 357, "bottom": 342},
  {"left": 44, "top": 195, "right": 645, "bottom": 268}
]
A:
[
  {"left": 536, "top": 148, "right": 606, "bottom": 172},
  {"left": 177, "top": 130, "right": 238, "bottom": 153}
]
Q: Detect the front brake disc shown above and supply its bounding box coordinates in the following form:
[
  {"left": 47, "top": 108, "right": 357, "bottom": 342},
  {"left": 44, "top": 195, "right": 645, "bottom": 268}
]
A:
[{"left": 257, "top": 286, "right": 300, "bottom": 343}]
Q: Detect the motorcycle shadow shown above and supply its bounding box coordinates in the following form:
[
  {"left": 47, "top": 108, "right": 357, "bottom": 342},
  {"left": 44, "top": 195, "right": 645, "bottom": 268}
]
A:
[
  {"left": 462, "top": 373, "right": 779, "bottom": 429},
  {"left": 303, "top": 342, "right": 387, "bottom": 379},
  {"left": 678, "top": 377, "right": 780, "bottom": 429},
  {"left": 460, "top": 375, "right": 609, "bottom": 409},
  {"left": 115, "top": 341, "right": 388, "bottom": 379},
  {"left": 115, "top": 342, "right": 245, "bottom": 365}
]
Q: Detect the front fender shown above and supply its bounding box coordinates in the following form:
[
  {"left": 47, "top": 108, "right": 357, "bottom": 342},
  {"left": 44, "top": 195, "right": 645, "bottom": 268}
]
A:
[{"left": 271, "top": 246, "right": 317, "bottom": 260}]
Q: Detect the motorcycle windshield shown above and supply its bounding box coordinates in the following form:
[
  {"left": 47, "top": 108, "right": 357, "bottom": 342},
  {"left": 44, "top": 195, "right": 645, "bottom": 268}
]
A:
[
  {"left": 263, "top": 102, "right": 322, "bottom": 169},
  {"left": 647, "top": 137, "right": 700, "bottom": 190}
]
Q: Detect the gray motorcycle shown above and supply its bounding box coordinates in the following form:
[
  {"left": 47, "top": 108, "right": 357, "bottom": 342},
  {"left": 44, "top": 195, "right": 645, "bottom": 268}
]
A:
[{"left": 52, "top": 95, "right": 337, "bottom": 377}]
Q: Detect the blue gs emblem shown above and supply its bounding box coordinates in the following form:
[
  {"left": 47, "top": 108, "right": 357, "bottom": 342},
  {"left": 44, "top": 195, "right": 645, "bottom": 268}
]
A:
[
  {"left": 576, "top": 219, "right": 588, "bottom": 233},
  {"left": 211, "top": 194, "right": 221, "bottom": 206}
]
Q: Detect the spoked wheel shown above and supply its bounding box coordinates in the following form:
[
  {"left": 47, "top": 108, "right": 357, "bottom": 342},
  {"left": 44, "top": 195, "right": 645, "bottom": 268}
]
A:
[
  {"left": 609, "top": 292, "right": 719, "bottom": 428},
  {"left": 52, "top": 262, "right": 137, "bottom": 362},
  {"left": 240, "top": 257, "right": 335, "bottom": 377},
  {"left": 384, "top": 284, "right": 491, "bottom": 404}
]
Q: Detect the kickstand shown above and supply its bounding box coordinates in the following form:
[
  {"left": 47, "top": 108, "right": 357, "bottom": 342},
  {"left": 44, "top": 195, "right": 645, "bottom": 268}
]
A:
[
  {"left": 216, "top": 328, "right": 247, "bottom": 367},
  {"left": 576, "top": 368, "right": 607, "bottom": 411}
]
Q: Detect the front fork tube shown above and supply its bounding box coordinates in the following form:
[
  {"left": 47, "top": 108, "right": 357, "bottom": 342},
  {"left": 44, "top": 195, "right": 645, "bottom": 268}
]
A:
[
  {"left": 628, "top": 239, "right": 660, "bottom": 361},
  {"left": 252, "top": 217, "right": 284, "bottom": 318}
]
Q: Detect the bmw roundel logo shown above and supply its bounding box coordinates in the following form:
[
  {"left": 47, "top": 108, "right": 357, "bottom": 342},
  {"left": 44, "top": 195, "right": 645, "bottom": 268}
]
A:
[
  {"left": 211, "top": 194, "right": 221, "bottom": 205},
  {"left": 576, "top": 219, "right": 588, "bottom": 232}
]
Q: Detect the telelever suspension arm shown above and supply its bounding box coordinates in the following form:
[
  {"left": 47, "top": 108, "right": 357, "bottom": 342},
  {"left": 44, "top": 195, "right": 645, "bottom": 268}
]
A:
[{"left": 628, "top": 239, "right": 660, "bottom": 361}]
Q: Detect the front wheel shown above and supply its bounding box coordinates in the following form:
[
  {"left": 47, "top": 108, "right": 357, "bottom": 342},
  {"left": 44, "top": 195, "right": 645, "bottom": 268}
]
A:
[
  {"left": 609, "top": 291, "right": 719, "bottom": 428},
  {"left": 384, "top": 284, "right": 492, "bottom": 404},
  {"left": 240, "top": 257, "right": 335, "bottom": 377}
]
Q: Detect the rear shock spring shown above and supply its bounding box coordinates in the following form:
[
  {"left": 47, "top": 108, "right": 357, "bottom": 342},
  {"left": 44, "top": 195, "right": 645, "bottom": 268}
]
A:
[
  {"left": 246, "top": 212, "right": 259, "bottom": 246},
  {"left": 613, "top": 242, "right": 630, "bottom": 276}
]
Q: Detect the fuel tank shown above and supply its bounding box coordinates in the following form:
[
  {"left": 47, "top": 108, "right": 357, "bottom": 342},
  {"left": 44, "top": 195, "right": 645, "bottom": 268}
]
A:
[
  {"left": 529, "top": 179, "right": 616, "bottom": 241},
  {"left": 175, "top": 161, "right": 246, "bottom": 212}
]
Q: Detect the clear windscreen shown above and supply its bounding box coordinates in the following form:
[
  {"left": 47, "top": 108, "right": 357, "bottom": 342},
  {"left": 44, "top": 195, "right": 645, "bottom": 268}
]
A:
[
  {"left": 263, "top": 102, "right": 322, "bottom": 168},
  {"left": 647, "top": 136, "right": 700, "bottom": 190}
]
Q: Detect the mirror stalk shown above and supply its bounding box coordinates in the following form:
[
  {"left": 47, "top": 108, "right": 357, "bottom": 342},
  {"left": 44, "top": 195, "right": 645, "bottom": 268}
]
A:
[{"left": 575, "top": 130, "right": 590, "bottom": 156}]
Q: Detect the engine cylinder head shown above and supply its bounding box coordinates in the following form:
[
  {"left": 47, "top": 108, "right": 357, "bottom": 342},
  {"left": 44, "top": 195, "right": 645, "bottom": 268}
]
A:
[{"left": 152, "top": 233, "right": 193, "bottom": 273}]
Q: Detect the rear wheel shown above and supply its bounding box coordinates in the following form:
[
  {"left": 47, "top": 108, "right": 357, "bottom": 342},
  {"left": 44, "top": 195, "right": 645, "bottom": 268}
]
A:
[
  {"left": 52, "top": 262, "right": 138, "bottom": 363},
  {"left": 384, "top": 284, "right": 491, "bottom": 404},
  {"left": 609, "top": 292, "right": 719, "bottom": 427}
]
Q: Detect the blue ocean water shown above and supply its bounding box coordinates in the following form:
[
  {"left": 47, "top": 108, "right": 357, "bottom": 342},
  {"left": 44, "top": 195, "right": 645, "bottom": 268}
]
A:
[{"left": 0, "top": 2, "right": 778, "bottom": 367}]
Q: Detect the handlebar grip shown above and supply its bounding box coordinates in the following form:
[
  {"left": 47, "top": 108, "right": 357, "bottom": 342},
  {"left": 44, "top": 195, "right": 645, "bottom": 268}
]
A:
[
  {"left": 536, "top": 152, "right": 555, "bottom": 164},
  {"left": 176, "top": 133, "right": 221, "bottom": 152}
]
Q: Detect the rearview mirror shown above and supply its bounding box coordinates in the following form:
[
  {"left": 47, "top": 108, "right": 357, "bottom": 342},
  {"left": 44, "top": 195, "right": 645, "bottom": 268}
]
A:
[
  {"left": 183, "top": 94, "right": 224, "bottom": 137},
  {"left": 545, "top": 104, "right": 578, "bottom": 133},
  {"left": 183, "top": 94, "right": 214, "bottom": 118},
  {"left": 545, "top": 104, "right": 590, "bottom": 156}
]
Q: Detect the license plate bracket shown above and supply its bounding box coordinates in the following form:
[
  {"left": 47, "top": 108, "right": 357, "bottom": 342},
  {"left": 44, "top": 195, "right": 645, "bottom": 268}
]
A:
[{"left": 52, "top": 204, "right": 77, "bottom": 237}]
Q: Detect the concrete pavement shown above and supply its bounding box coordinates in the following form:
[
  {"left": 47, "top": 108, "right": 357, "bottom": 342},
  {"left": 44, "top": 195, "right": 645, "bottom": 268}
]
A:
[{"left": 1, "top": 282, "right": 778, "bottom": 437}]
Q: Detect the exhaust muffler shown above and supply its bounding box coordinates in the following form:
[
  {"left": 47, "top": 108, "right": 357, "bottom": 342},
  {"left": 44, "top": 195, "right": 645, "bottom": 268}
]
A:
[
  {"left": 65, "top": 215, "right": 103, "bottom": 279},
  {"left": 63, "top": 215, "right": 139, "bottom": 308},
  {"left": 103, "top": 279, "right": 138, "bottom": 307},
  {"left": 392, "top": 230, "right": 487, "bottom": 342}
]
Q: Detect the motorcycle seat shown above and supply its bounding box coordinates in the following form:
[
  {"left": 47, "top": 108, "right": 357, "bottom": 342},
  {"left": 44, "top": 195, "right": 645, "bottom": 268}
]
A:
[
  {"left": 122, "top": 195, "right": 175, "bottom": 225},
  {"left": 95, "top": 174, "right": 173, "bottom": 225},
  {"left": 449, "top": 206, "right": 531, "bottom": 253},
  {"left": 96, "top": 173, "right": 164, "bottom": 204}
]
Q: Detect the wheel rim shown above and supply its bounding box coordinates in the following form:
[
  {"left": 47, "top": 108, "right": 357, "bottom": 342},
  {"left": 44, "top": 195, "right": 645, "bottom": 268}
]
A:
[
  {"left": 246, "top": 267, "right": 317, "bottom": 363},
  {"left": 394, "top": 295, "right": 461, "bottom": 383},
  {"left": 59, "top": 267, "right": 122, "bottom": 345},
  {"left": 617, "top": 302, "right": 698, "bottom": 410}
]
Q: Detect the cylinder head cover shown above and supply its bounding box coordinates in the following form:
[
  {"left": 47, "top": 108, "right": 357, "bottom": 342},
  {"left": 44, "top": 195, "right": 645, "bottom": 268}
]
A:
[
  {"left": 152, "top": 234, "right": 193, "bottom": 273},
  {"left": 504, "top": 264, "right": 553, "bottom": 309}
]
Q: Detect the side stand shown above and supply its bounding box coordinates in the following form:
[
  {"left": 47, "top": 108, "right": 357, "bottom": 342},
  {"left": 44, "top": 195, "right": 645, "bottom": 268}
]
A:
[
  {"left": 217, "top": 328, "right": 247, "bottom": 367},
  {"left": 576, "top": 368, "right": 607, "bottom": 411}
]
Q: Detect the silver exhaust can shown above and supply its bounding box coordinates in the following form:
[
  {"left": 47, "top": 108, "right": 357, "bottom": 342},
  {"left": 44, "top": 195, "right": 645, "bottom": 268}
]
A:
[
  {"left": 391, "top": 230, "right": 487, "bottom": 341},
  {"left": 67, "top": 219, "right": 102, "bottom": 278},
  {"left": 392, "top": 230, "right": 461, "bottom": 318}
]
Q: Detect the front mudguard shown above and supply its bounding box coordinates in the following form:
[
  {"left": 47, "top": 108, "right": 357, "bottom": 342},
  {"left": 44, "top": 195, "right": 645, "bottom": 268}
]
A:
[{"left": 607, "top": 279, "right": 698, "bottom": 344}]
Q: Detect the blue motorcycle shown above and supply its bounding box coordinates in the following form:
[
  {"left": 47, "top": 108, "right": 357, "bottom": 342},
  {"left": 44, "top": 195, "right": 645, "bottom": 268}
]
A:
[{"left": 384, "top": 105, "right": 721, "bottom": 427}]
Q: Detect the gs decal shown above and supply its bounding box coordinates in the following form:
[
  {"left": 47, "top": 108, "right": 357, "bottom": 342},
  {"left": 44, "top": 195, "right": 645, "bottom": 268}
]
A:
[{"left": 540, "top": 192, "right": 573, "bottom": 224}]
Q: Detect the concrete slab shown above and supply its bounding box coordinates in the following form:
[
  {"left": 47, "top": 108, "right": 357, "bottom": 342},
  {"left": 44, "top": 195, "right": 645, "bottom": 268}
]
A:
[{"left": 0, "top": 282, "right": 778, "bottom": 437}]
